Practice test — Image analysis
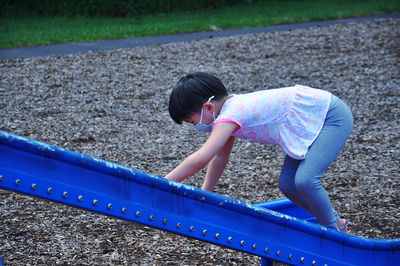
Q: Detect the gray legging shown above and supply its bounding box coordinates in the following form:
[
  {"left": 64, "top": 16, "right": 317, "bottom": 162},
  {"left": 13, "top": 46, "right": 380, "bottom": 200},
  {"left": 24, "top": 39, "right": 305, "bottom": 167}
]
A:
[{"left": 278, "top": 95, "right": 353, "bottom": 230}]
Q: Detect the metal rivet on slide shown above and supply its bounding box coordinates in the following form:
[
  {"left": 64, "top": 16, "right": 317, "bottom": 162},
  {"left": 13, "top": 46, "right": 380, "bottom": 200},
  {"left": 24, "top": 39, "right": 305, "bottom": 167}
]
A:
[
  {"left": 163, "top": 219, "right": 168, "bottom": 225},
  {"left": 63, "top": 191, "right": 68, "bottom": 198},
  {"left": 289, "top": 254, "right": 293, "bottom": 260},
  {"left": 300, "top": 257, "right": 305, "bottom": 263},
  {"left": 107, "top": 203, "right": 112, "bottom": 210},
  {"left": 135, "top": 211, "right": 141, "bottom": 217},
  {"left": 47, "top": 187, "right": 53, "bottom": 194},
  {"left": 31, "top": 183, "right": 37, "bottom": 190},
  {"left": 202, "top": 229, "right": 207, "bottom": 235},
  {"left": 92, "top": 199, "right": 98, "bottom": 206},
  {"left": 264, "top": 248, "right": 269, "bottom": 253},
  {"left": 149, "top": 215, "right": 155, "bottom": 221},
  {"left": 240, "top": 240, "right": 245, "bottom": 246},
  {"left": 176, "top": 223, "right": 181, "bottom": 228},
  {"left": 78, "top": 195, "right": 83, "bottom": 201},
  {"left": 15, "top": 179, "right": 21, "bottom": 186},
  {"left": 0, "top": 175, "right": 4, "bottom": 181},
  {"left": 312, "top": 261, "right": 317, "bottom": 266},
  {"left": 189, "top": 226, "right": 195, "bottom": 232},
  {"left": 252, "top": 244, "right": 257, "bottom": 249},
  {"left": 276, "top": 251, "right": 281, "bottom": 256},
  {"left": 228, "top": 237, "right": 233, "bottom": 243},
  {"left": 121, "top": 207, "right": 127, "bottom": 213},
  {"left": 215, "top": 233, "right": 220, "bottom": 239}
]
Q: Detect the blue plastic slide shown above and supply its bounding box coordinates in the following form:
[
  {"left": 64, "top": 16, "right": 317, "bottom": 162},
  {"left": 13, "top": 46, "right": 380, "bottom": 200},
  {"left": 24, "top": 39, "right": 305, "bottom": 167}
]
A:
[{"left": 0, "top": 130, "right": 399, "bottom": 265}]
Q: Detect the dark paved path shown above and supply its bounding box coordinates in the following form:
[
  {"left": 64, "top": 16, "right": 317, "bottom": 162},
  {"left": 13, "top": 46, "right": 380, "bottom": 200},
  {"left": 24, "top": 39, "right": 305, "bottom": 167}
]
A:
[{"left": 1, "top": 13, "right": 398, "bottom": 60}]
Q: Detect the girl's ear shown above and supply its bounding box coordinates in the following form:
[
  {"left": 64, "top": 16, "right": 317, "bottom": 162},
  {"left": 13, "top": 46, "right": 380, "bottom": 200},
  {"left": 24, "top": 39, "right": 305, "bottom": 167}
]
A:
[{"left": 204, "top": 102, "right": 215, "bottom": 112}]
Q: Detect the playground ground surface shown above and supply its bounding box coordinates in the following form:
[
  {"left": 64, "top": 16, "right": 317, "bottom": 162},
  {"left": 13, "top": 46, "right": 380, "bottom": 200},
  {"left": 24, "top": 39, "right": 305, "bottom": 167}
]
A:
[{"left": 0, "top": 16, "right": 399, "bottom": 265}]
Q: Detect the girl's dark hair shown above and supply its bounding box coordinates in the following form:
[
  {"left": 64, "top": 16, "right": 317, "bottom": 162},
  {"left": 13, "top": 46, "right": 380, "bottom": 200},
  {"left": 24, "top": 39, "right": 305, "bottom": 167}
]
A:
[{"left": 168, "top": 72, "right": 228, "bottom": 124}]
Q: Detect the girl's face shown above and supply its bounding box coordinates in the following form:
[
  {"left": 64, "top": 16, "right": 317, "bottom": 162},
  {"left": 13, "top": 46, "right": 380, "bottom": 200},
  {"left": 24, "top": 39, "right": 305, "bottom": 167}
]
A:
[{"left": 184, "top": 103, "right": 215, "bottom": 126}]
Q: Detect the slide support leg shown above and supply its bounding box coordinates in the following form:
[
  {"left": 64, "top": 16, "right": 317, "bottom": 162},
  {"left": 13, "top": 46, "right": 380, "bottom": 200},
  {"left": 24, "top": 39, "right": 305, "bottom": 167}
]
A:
[{"left": 261, "top": 257, "right": 274, "bottom": 266}]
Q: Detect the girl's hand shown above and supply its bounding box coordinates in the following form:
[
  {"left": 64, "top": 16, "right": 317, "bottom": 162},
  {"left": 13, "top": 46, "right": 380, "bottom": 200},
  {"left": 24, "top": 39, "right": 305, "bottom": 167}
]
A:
[{"left": 165, "top": 122, "right": 238, "bottom": 183}]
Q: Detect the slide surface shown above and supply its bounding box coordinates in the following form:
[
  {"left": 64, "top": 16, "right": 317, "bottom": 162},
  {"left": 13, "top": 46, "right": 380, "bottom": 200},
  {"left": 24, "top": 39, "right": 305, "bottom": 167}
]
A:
[{"left": 0, "top": 130, "right": 399, "bottom": 265}]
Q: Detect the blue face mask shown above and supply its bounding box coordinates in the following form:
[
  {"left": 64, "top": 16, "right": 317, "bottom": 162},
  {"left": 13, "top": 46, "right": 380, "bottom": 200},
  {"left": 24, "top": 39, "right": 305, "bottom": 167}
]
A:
[{"left": 194, "top": 96, "right": 215, "bottom": 132}]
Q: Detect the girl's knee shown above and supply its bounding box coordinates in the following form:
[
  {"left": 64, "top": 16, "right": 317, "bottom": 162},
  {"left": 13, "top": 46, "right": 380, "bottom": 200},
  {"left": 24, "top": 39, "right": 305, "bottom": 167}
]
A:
[
  {"left": 278, "top": 178, "right": 292, "bottom": 195},
  {"left": 294, "top": 176, "right": 316, "bottom": 193}
]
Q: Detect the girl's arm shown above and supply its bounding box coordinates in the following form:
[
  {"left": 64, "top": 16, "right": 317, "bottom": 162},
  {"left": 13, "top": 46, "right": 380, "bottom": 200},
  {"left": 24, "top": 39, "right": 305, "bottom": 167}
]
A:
[
  {"left": 165, "top": 122, "right": 238, "bottom": 183},
  {"left": 201, "top": 136, "right": 235, "bottom": 191}
]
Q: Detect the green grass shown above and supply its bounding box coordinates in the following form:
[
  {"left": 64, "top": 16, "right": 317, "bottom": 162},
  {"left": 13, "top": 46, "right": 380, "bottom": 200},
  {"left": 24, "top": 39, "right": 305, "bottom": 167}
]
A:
[{"left": 1, "top": 0, "right": 399, "bottom": 48}]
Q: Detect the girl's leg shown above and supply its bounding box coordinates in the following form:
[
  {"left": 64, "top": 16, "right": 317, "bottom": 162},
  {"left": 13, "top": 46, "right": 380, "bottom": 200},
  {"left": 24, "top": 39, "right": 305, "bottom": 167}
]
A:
[
  {"left": 279, "top": 155, "right": 314, "bottom": 214},
  {"left": 294, "top": 96, "right": 353, "bottom": 229},
  {"left": 279, "top": 155, "right": 341, "bottom": 226}
]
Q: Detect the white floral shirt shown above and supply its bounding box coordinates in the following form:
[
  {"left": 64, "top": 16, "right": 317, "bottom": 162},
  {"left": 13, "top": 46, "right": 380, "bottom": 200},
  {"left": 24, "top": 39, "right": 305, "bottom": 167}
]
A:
[{"left": 213, "top": 85, "right": 332, "bottom": 159}]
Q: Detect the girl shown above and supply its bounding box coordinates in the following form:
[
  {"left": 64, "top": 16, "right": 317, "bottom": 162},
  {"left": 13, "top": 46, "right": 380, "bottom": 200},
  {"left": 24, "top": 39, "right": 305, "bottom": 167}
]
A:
[{"left": 165, "top": 72, "right": 353, "bottom": 232}]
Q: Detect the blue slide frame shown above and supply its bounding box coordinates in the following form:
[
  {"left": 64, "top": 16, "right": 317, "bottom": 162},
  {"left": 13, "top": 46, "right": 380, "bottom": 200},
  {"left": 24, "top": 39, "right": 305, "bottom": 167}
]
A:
[{"left": 0, "top": 130, "right": 399, "bottom": 265}]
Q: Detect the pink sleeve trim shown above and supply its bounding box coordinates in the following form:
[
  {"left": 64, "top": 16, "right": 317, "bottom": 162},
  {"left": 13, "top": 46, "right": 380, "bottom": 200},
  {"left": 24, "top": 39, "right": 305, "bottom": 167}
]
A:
[{"left": 213, "top": 118, "right": 242, "bottom": 133}]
